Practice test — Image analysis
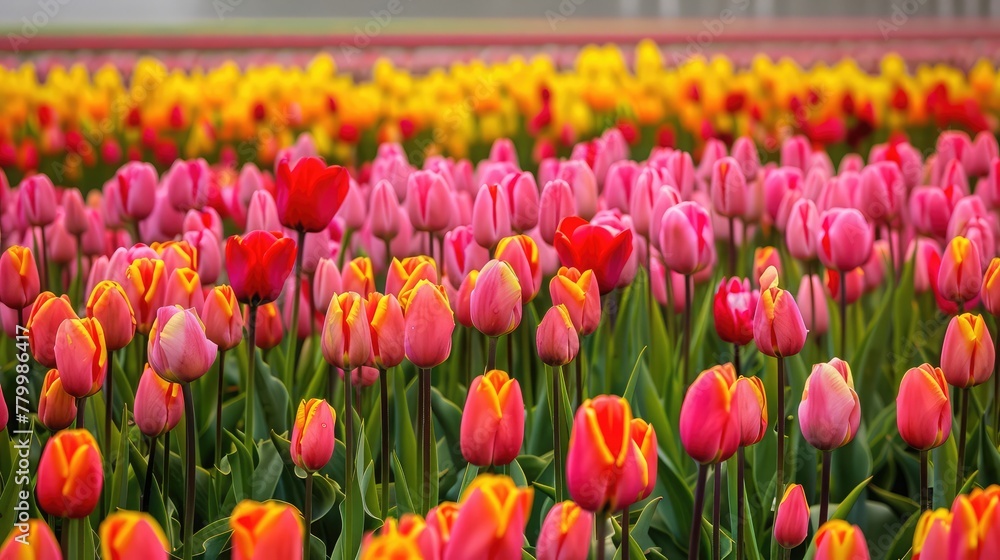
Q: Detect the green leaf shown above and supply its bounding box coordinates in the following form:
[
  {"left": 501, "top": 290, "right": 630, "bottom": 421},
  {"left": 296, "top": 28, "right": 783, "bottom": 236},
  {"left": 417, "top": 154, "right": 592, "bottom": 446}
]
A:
[
  {"left": 622, "top": 346, "right": 648, "bottom": 401},
  {"left": 109, "top": 407, "right": 131, "bottom": 511},
  {"left": 253, "top": 352, "right": 291, "bottom": 440},
  {"left": 224, "top": 430, "right": 253, "bottom": 502},
  {"left": 189, "top": 517, "right": 232, "bottom": 556},
  {"left": 830, "top": 476, "right": 872, "bottom": 521},
  {"left": 252, "top": 439, "right": 283, "bottom": 501},
  {"left": 391, "top": 452, "right": 415, "bottom": 516}
]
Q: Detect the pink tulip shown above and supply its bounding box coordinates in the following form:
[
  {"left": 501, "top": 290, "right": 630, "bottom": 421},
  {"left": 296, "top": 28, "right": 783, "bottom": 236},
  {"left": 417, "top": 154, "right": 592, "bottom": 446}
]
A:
[
  {"left": 604, "top": 161, "right": 640, "bottom": 212},
  {"left": 896, "top": 364, "right": 951, "bottom": 450},
  {"left": 710, "top": 157, "right": 748, "bottom": 218},
  {"left": 472, "top": 184, "right": 512, "bottom": 249},
  {"left": 470, "top": 260, "right": 522, "bottom": 338},
  {"left": 855, "top": 162, "right": 904, "bottom": 223},
  {"left": 495, "top": 234, "right": 542, "bottom": 302},
  {"left": 774, "top": 484, "right": 810, "bottom": 549},
  {"left": 443, "top": 225, "right": 489, "bottom": 284},
  {"left": 406, "top": 170, "right": 452, "bottom": 233},
  {"left": 556, "top": 160, "right": 598, "bottom": 220},
  {"left": 61, "top": 188, "right": 89, "bottom": 236},
  {"left": 312, "top": 257, "right": 343, "bottom": 313},
  {"left": 536, "top": 501, "right": 593, "bottom": 560},
  {"left": 245, "top": 190, "right": 282, "bottom": 233},
  {"left": 539, "top": 179, "right": 577, "bottom": 246},
  {"left": 937, "top": 236, "right": 982, "bottom": 304},
  {"left": 134, "top": 364, "right": 184, "bottom": 437},
  {"left": 202, "top": 285, "right": 244, "bottom": 351},
  {"left": 780, "top": 135, "right": 810, "bottom": 171},
  {"left": 369, "top": 179, "right": 401, "bottom": 241},
  {"left": 502, "top": 172, "right": 540, "bottom": 233},
  {"left": 763, "top": 168, "right": 802, "bottom": 222},
  {"left": 940, "top": 313, "right": 995, "bottom": 388},
  {"left": 164, "top": 158, "right": 210, "bottom": 212},
  {"left": 147, "top": 305, "right": 218, "bottom": 384},
  {"left": 796, "top": 274, "right": 829, "bottom": 336},
  {"left": 460, "top": 369, "right": 524, "bottom": 467},
  {"left": 680, "top": 364, "right": 740, "bottom": 464},
  {"left": 403, "top": 280, "right": 455, "bottom": 368},
  {"left": 321, "top": 292, "right": 372, "bottom": 371},
  {"left": 798, "top": 358, "right": 862, "bottom": 451},
  {"left": 753, "top": 266, "right": 807, "bottom": 358},
  {"left": 817, "top": 208, "right": 872, "bottom": 271},
  {"left": 659, "top": 201, "right": 714, "bottom": 275},
  {"left": 731, "top": 136, "right": 761, "bottom": 181},
  {"left": 785, "top": 198, "right": 820, "bottom": 261},
  {"left": 536, "top": 304, "right": 580, "bottom": 367},
  {"left": 733, "top": 375, "right": 767, "bottom": 446},
  {"left": 19, "top": 174, "right": 58, "bottom": 226},
  {"left": 54, "top": 317, "right": 107, "bottom": 398},
  {"left": 115, "top": 161, "right": 158, "bottom": 221}
]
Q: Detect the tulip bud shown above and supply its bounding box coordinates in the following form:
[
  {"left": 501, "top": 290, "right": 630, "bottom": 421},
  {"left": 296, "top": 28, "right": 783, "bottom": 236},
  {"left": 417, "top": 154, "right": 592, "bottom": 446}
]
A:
[
  {"left": 774, "top": 484, "right": 810, "bottom": 549},
  {"left": 471, "top": 184, "right": 512, "bottom": 249},
  {"left": 85, "top": 280, "right": 136, "bottom": 352},
  {"left": 386, "top": 256, "right": 438, "bottom": 301},
  {"left": 753, "top": 266, "right": 807, "bottom": 358},
  {"left": 38, "top": 368, "right": 77, "bottom": 431},
  {"left": 785, "top": 199, "right": 820, "bottom": 262},
  {"left": 753, "top": 247, "right": 781, "bottom": 287},
  {"left": 361, "top": 515, "right": 440, "bottom": 560},
  {"left": 941, "top": 313, "right": 995, "bottom": 388},
  {"left": 502, "top": 172, "right": 539, "bottom": 233},
  {"left": 19, "top": 174, "right": 58, "bottom": 226},
  {"left": 460, "top": 370, "right": 525, "bottom": 467},
  {"left": 37, "top": 429, "right": 103, "bottom": 518},
  {"left": 249, "top": 302, "right": 284, "bottom": 350},
  {"left": 713, "top": 277, "right": 757, "bottom": 346},
  {"left": 183, "top": 229, "right": 221, "bottom": 284},
  {"left": 0, "top": 518, "right": 61, "bottom": 559},
  {"left": 659, "top": 201, "right": 715, "bottom": 276},
  {"left": 896, "top": 364, "right": 951, "bottom": 450},
  {"left": 536, "top": 305, "right": 580, "bottom": 367},
  {"left": 470, "top": 259, "right": 522, "bottom": 338},
  {"left": 443, "top": 226, "right": 489, "bottom": 283},
  {"left": 0, "top": 246, "right": 40, "bottom": 310},
  {"left": 115, "top": 161, "right": 159, "bottom": 221},
  {"left": 710, "top": 157, "right": 748, "bottom": 218},
  {"left": 342, "top": 256, "right": 376, "bottom": 297},
  {"left": 165, "top": 158, "right": 210, "bottom": 212},
  {"left": 134, "top": 364, "right": 184, "bottom": 438},
  {"left": 202, "top": 285, "right": 244, "bottom": 351},
  {"left": 403, "top": 280, "right": 455, "bottom": 369},
  {"left": 567, "top": 395, "right": 650, "bottom": 511},
  {"left": 97, "top": 512, "right": 170, "bottom": 560},
  {"left": 947, "top": 486, "right": 1000, "bottom": 559},
  {"left": 938, "top": 236, "right": 982, "bottom": 304},
  {"left": 539, "top": 179, "right": 576, "bottom": 246},
  {"left": 148, "top": 305, "right": 218, "bottom": 384},
  {"left": 812, "top": 520, "right": 870, "bottom": 560},
  {"left": 426, "top": 502, "right": 459, "bottom": 555},
  {"left": 536, "top": 501, "right": 594, "bottom": 560},
  {"left": 824, "top": 268, "right": 864, "bottom": 305},
  {"left": 225, "top": 231, "right": 297, "bottom": 305},
  {"left": 27, "top": 292, "right": 78, "bottom": 368},
  {"left": 495, "top": 234, "right": 542, "bottom": 303},
  {"left": 406, "top": 170, "right": 452, "bottom": 233},
  {"left": 276, "top": 156, "right": 349, "bottom": 233},
  {"left": 798, "top": 359, "right": 862, "bottom": 451},
  {"left": 733, "top": 375, "right": 767, "bottom": 447},
  {"left": 321, "top": 292, "right": 372, "bottom": 370},
  {"left": 55, "top": 317, "right": 107, "bottom": 399},
  {"left": 631, "top": 418, "right": 657, "bottom": 500},
  {"left": 290, "top": 398, "right": 336, "bottom": 472},
  {"left": 983, "top": 258, "right": 1000, "bottom": 316},
  {"left": 230, "top": 500, "right": 303, "bottom": 560},
  {"left": 549, "top": 267, "right": 601, "bottom": 336},
  {"left": 312, "top": 257, "right": 343, "bottom": 312},
  {"left": 680, "top": 364, "right": 740, "bottom": 464},
  {"left": 246, "top": 190, "right": 282, "bottom": 233},
  {"left": 369, "top": 180, "right": 401, "bottom": 241},
  {"left": 454, "top": 271, "right": 478, "bottom": 328},
  {"left": 365, "top": 292, "right": 406, "bottom": 369},
  {"left": 444, "top": 475, "right": 533, "bottom": 560},
  {"left": 123, "top": 257, "right": 166, "bottom": 335},
  {"left": 912, "top": 509, "right": 950, "bottom": 560}
]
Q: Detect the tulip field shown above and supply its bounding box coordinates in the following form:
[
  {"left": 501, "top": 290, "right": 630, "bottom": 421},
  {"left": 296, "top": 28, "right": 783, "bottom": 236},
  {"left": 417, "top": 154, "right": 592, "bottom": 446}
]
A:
[{"left": 3, "top": 39, "right": 1000, "bottom": 560}]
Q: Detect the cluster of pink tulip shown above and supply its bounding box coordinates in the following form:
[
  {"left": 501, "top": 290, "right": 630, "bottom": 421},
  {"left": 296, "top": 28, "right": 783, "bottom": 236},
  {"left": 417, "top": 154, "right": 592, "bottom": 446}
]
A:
[{"left": 2, "top": 122, "right": 1000, "bottom": 560}]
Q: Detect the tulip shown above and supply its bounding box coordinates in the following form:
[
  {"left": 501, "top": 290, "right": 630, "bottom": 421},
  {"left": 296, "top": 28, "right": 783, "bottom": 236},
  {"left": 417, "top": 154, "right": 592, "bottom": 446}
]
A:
[
  {"left": 342, "top": 256, "right": 376, "bottom": 297},
  {"left": 54, "top": 317, "right": 107, "bottom": 398},
  {"left": 202, "top": 285, "right": 244, "bottom": 351},
  {"left": 454, "top": 271, "right": 478, "bottom": 328},
  {"left": 895, "top": 364, "right": 951, "bottom": 453},
  {"left": 713, "top": 278, "right": 756, "bottom": 348},
  {"left": 856, "top": 162, "right": 903, "bottom": 223},
  {"left": 536, "top": 501, "right": 594, "bottom": 560},
  {"left": 731, "top": 136, "right": 761, "bottom": 180},
  {"left": 549, "top": 267, "right": 601, "bottom": 336},
  {"left": 910, "top": 186, "right": 956, "bottom": 239},
  {"left": 361, "top": 515, "right": 439, "bottom": 560},
  {"left": 443, "top": 226, "right": 489, "bottom": 283},
  {"left": 312, "top": 258, "right": 343, "bottom": 312},
  {"left": 425, "top": 502, "right": 459, "bottom": 555},
  {"left": 225, "top": 231, "right": 297, "bottom": 305},
  {"left": 183, "top": 229, "right": 221, "bottom": 284},
  {"left": 403, "top": 280, "right": 455, "bottom": 369},
  {"left": 363, "top": 292, "right": 406, "bottom": 369},
  {"left": 276, "top": 156, "right": 349, "bottom": 232},
  {"left": 38, "top": 369, "right": 77, "bottom": 431},
  {"left": 554, "top": 216, "right": 633, "bottom": 294},
  {"left": 290, "top": 398, "right": 337, "bottom": 472},
  {"left": 321, "top": 292, "right": 372, "bottom": 370},
  {"left": 710, "top": 157, "right": 748, "bottom": 218},
  {"left": 630, "top": 417, "right": 657, "bottom": 500},
  {"left": 495, "top": 234, "right": 542, "bottom": 302},
  {"left": 164, "top": 158, "right": 210, "bottom": 211},
  {"left": 938, "top": 236, "right": 982, "bottom": 304},
  {"left": 796, "top": 274, "right": 829, "bottom": 336},
  {"left": 752, "top": 247, "right": 781, "bottom": 287},
  {"left": 26, "top": 292, "right": 78, "bottom": 368},
  {"left": 460, "top": 369, "right": 525, "bottom": 467},
  {"left": 0, "top": 246, "right": 40, "bottom": 311},
  {"left": 386, "top": 256, "right": 438, "bottom": 301},
  {"left": 230, "top": 500, "right": 304, "bottom": 560},
  {"left": 912, "top": 509, "right": 950, "bottom": 560},
  {"left": 941, "top": 313, "right": 995, "bottom": 388},
  {"left": 753, "top": 266, "right": 807, "bottom": 358},
  {"left": 246, "top": 190, "right": 282, "bottom": 233},
  {"left": 948, "top": 486, "right": 1000, "bottom": 558},
  {"left": 471, "top": 184, "right": 512, "bottom": 249},
  {"left": 680, "top": 364, "right": 740, "bottom": 463},
  {"left": 732, "top": 375, "right": 767, "bottom": 447},
  {"left": 784, "top": 199, "right": 820, "bottom": 262},
  {"left": 86, "top": 280, "right": 136, "bottom": 351},
  {"left": 824, "top": 268, "right": 864, "bottom": 305},
  {"left": 0, "top": 518, "right": 61, "bottom": 559},
  {"left": 369, "top": 179, "right": 402, "bottom": 241},
  {"left": 162, "top": 267, "right": 204, "bottom": 310},
  {"left": 148, "top": 305, "right": 218, "bottom": 384},
  {"left": 115, "top": 161, "right": 158, "bottom": 221},
  {"left": 799, "top": 358, "right": 861, "bottom": 451},
  {"left": 470, "top": 259, "right": 522, "bottom": 338},
  {"left": 812, "top": 520, "right": 870, "bottom": 560},
  {"left": 502, "top": 171, "right": 539, "bottom": 232},
  {"left": 659, "top": 201, "right": 714, "bottom": 276},
  {"left": 19, "top": 174, "right": 57, "bottom": 226},
  {"left": 123, "top": 257, "right": 166, "bottom": 335},
  {"left": 249, "top": 302, "right": 284, "bottom": 350},
  {"left": 536, "top": 304, "right": 580, "bottom": 367},
  {"left": 444, "top": 475, "right": 533, "bottom": 560},
  {"left": 539, "top": 179, "right": 576, "bottom": 245},
  {"left": 99, "top": 511, "right": 169, "bottom": 560},
  {"left": 773, "top": 484, "right": 810, "bottom": 549},
  {"left": 133, "top": 363, "right": 184, "bottom": 438},
  {"left": 556, "top": 160, "right": 598, "bottom": 220},
  {"left": 817, "top": 208, "right": 873, "bottom": 272},
  {"left": 406, "top": 170, "right": 452, "bottom": 233},
  {"left": 36, "top": 429, "right": 103, "bottom": 518},
  {"left": 567, "top": 395, "right": 649, "bottom": 512}
]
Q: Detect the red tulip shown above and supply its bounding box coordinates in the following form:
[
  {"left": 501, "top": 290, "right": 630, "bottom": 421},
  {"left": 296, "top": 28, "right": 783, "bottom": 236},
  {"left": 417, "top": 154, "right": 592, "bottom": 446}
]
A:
[
  {"left": 275, "top": 156, "right": 349, "bottom": 232},
  {"left": 460, "top": 369, "right": 524, "bottom": 467},
  {"left": 554, "top": 216, "right": 633, "bottom": 294},
  {"left": 941, "top": 313, "right": 995, "bottom": 388},
  {"left": 134, "top": 364, "right": 184, "bottom": 438},
  {"left": 680, "top": 364, "right": 740, "bottom": 464},
  {"left": 225, "top": 230, "right": 297, "bottom": 305},
  {"left": 290, "top": 398, "right": 336, "bottom": 471},
  {"left": 36, "top": 429, "right": 103, "bottom": 518},
  {"left": 896, "top": 364, "right": 951, "bottom": 450},
  {"left": 0, "top": 246, "right": 40, "bottom": 310},
  {"left": 713, "top": 277, "right": 758, "bottom": 346},
  {"left": 27, "top": 292, "right": 79, "bottom": 368},
  {"left": 249, "top": 302, "right": 284, "bottom": 350},
  {"left": 824, "top": 268, "right": 864, "bottom": 305}
]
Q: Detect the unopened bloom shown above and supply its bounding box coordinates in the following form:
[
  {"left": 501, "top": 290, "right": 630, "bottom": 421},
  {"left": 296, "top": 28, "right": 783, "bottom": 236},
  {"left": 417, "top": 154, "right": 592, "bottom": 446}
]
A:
[
  {"left": 896, "top": 364, "right": 951, "bottom": 450},
  {"left": 798, "top": 359, "right": 862, "bottom": 451},
  {"left": 460, "top": 370, "right": 525, "bottom": 467},
  {"left": 230, "top": 500, "right": 303, "bottom": 560},
  {"left": 36, "top": 429, "right": 103, "bottom": 518},
  {"left": 290, "top": 399, "right": 337, "bottom": 472},
  {"left": 99, "top": 511, "right": 169, "bottom": 560},
  {"left": 680, "top": 364, "right": 740, "bottom": 464}
]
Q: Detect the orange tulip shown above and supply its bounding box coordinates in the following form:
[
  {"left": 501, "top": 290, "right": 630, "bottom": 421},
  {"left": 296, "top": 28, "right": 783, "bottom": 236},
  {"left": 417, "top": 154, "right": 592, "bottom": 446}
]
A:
[
  {"left": 460, "top": 370, "right": 524, "bottom": 467},
  {"left": 361, "top": 514, "right": 440, "bottom": 560},
  {"left": 0, "top": 518, "right": 61, "bottom": 560},
  {"left": 385, "top": 256, "right": 438, "bottom": 300},
  {"left": 247, "top": 302, "right": 284, "bottom": 350},
  {"left": 321, "top": 292, "right": 372, "bottom": 370},
  {"left": 54, "top": 317, "right": 107, "bottom": 398},
  {"left": 982, "top": 257, "right": 1000, "bottom": 316},
  {"left": 896, "top": 364, "right": 951, "bottom": 450},
  {"left": 949, "top": 485, "right": 1000, "bottom": 558},
  {"left": 941, "top": 313, "right": 995, "bottom": 388},
  {"left": 812, "top": 520, "right": 870, "bottom": 560},
  {"left": 365, "top": 292, "right": 406, "bottom": 369},
  {"left": 444, "top": 475, "right": 533, "bottom": 560},
  {"left": 123, "top": 257, "right": 166, "bottom": 334},
  {"left": 912, "top": 508, "right": 950, "bottom": 560},
  {"left": 162, "top": 267, "right": 204, "bottom": 310},
  {"left": 425, "top": 502, "right": 460, "bottom": 555},
  {"left": 548, "top": 267, "right": 601, "bottom": 336},
  {"left": 36, "top": 429, "right": 103, "bottom": 518},
  {"left": 202, "top": 285, "right": 244, "bottom": 351},
  {"left": 753, "top": 266, "right": 807, "bottom": 358},
  {"left": 38, "top": 369, "right": 77, "bottom": 431},
  {"left": 230, "top": 500, "right": 303, "bottom": 560},
  {"left": 0, "top": 245, "right": 40, "bottom": 311},
  {"left": 938, "top": 236, "right": 982, "bottom": 305},
  {"left": 99, "top": 511, "right": 169, "bottom": 560},
  {"left": 86, "top": 280, "right": 136, "bottom": 351},
  {"left": 26, "top": 292, "right": 78, "bottom": 368},
  {"left": 342, "top": 256, "right": 376, "bottom": 297}
]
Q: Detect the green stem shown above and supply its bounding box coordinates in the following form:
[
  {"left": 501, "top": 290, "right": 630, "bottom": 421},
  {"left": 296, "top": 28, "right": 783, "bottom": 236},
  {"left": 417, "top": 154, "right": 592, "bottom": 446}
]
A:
[
  {"left": 285, "top": 229, "right": 306, "bottom": 397},
  {"left": 162, "top": 430, "right": 171, "bottom": 516},
  {"left": 554, "top": 365, "right": 564, "bottom": 502},
  {"left": 839, "top": 277, "right": 847, "bottom": 357},
  {"left": 737, "top": 446, "right": 745, "bottom": 560},
  {"left": 820, "top": 450, "right": 831, "bottom": 524},
  {"left": 713, "top": 463, "right": 722, "bottom": 560},
  {"left": 596, "top": 512, "right": 607, "bottom": 560},
  {"left": 245, "top": 303, "right": 258, "bottom": 451},
  {"left": 420, "top": 368, "right": 432, "bottom": 513},
  {"left": 103, "top": 348, "right": 114, "bottom": 518},
  {"left": 379, "top": 367, "right": 391, "bottom": 519},
  {"left": 575, "top": 352, "right": 583, "bottom": 408},
  {"left": 956, "top": 387, "right": 970, "bottom": 494},
  {"left": 688, "top": 464, "right": 709, "bottom": 560},
  {"left": 141, "top": 436, "right": 157, "bottom": 512},
  {"left": 215, "top": 348, "right": 226, "bottom": 469},
  {"left": 487, "top": 336, "right": 498, "bottom": 372},
  {"left": 345, "top": 365, "right": 356, "bottom": 560},
  {"left": 684, "top": 274, "right": 692, "bottom": 383},
  {"left": 304, "top": 472, "right": 313, "bottom": 560},
  {"left": 622, "top": 506, "right": 631, "bottom": 560},
  {"left": 777, "top": 356, "right": 786, "bottom": 498},
  {"left": 76, "top": 396, "right": 86, "bottom": 429},
  {"left": 182, "top": 383, "right": 196, "bottom": 560},
  {"left": 920, "top": 450, "right": 928, "bottom": 512}
]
